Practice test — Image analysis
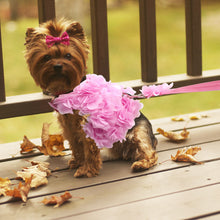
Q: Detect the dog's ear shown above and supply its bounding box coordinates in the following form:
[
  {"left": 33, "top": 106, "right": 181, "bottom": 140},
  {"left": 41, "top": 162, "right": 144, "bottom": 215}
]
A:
[
  {"left": 25, "top": 28, "right": 45, "bottom": 47},
  {"left": 26, "top": 28, "right": 35, "bottom": 37},
  {"left": 66, "top": 22, "right": 85, "bottom": 40},
  {"left": 25, "top": 28, "right": 35, "bottom": 45}
]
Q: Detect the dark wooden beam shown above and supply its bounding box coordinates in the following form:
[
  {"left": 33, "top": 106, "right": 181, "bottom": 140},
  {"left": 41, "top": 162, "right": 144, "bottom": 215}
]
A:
[
  {"left": 38, "top": 0, "right": 56, "bottom": 24},
  {"left": 139, "top": 0, "right": 157, "bottom": 83},
  {"left": 0, "top": 93, "right": 53, "bottom": 119},
  {"left": 116, "top": 69, "right": 220, "bottom": 93},
  {"left": 185, "top": 0, "right": 202, "bottom": 76},
  {"left": 1, "top": 70, "right": 219, "bottom": 119},
  {"left": 0, "top": 23, "right": 6, "bottom": 102},
  {"left": 90, "top": 0, "right": 110, "bottom": 81}
]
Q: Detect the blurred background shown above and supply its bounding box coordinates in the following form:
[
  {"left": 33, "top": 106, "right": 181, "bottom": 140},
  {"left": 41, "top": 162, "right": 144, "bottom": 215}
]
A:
[{"left": 0, "top": 0, "right": 220, "bottom": 143}]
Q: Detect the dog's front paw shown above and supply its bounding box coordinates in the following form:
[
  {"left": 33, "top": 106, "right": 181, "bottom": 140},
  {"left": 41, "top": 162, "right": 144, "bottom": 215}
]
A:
[{"left": 74, "top": 165, "right": 100, "bottom": 178}]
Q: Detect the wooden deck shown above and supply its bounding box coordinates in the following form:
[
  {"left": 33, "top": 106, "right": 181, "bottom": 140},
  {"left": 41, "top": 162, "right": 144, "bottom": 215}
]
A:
[{"left": 1, "top": 108, "right": 220, "bottom": 220}]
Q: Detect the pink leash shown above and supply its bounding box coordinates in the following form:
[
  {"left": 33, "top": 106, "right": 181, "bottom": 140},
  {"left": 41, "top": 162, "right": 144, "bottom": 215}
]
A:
[
  {"left": 168, "top": 80, "right": 220, "bottom": 95},
  {"left": 139, "top": 80, "right": 220, "bottom": 99}
]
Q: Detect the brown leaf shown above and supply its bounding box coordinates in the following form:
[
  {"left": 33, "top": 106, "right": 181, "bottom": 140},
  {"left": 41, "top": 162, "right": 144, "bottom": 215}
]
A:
[
  {"left": 185, "top": 146, "right": 201, "bottom": 156},
  {"left": 40, "top": 123, "right": 65, "bottom": 156},
  {"left": 189, "top": 115, "right": 201, "bottom": 120},
  {"left": 171, "top": 114, "right": 208, "bottom": 121},
  {"left": 20, "top": 123, "right": 65, "bottom": 157},
  {"left": 171, "top": 146, "right": 203, "bottom": 164},
  {"left": 0, "top": 177, "right": 11, "bottom": 196},
  {"left": 16, "top": 161, "right": 51, "bottom": 188},
  {"left": 41, "top": 135, "right": 65, "bottom": 156},
  {"left": 29, "top": 160, "right": 51, "bottom": 175},
  {"left": 157, "top": 128, "right": 189, "bottom": 142},
  {"left": 171, "top": 116, "right": 185, "bottom": 121},
  {"left": 20, "top": 136, "right": 38, "bottom": 154},
  {"left": 189, "top": 114, "right": 208, "bottom": 120},
  {"left": 41, "top": 123, "right": 51, "bottom": 143},
  {"left": 41, "top": 191, "right": 74, "bottom": 208},
  {"left": 6, "top": 177, "right": 32, "bottom": 202}
]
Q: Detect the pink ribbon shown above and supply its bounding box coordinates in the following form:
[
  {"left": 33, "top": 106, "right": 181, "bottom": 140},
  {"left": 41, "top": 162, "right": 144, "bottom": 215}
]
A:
[{"left": 46, "top": 31, "right": 70, "bottom": 48}]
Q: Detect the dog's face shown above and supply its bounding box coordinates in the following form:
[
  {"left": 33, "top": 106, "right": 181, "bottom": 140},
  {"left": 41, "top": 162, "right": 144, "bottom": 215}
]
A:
[{"left": 25, "top": 20, "right": 89, "bottom": 96}]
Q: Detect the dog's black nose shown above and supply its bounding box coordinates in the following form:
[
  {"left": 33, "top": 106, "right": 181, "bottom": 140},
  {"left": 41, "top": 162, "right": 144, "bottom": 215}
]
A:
[{"left": 54, "top": 64, "right": 63, "bottom": 73}]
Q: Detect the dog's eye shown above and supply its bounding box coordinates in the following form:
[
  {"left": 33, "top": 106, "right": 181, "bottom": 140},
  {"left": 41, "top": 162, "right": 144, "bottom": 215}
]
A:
[
  {"left": 64, "top": 53, "right": 72, "bottom": 60},
  {"left": 43, "top": 55, "right": 52, "bottom": 62}
]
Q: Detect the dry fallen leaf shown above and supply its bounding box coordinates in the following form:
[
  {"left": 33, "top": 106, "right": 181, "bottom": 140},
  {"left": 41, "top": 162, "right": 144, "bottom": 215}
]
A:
[
  {"left": 41, "top": 191, "right": 74, "bottom": 208},
  {"left": 20, "top": 123, "right": 65, "bottom": 156},
  {"left": 171, "top": 116, "right": 185, "bottom": 121},
  {"left": 16, "top": 161, "right": 51, "bottom": 188},
  {"left": 29, "top": 160, "right": 51, "bottom": 175},
  {"left": 20, "top": 135, "right": 39, "bottom": 154},
  {"left": 189, "top": 114, "right": 201, "bottom": 120},
  {"left": 40, "top": 123, "right": 65, "bottom": 156},
  {"left": 172, "top": 114, "right": 208, "bottom": 122},
  {"left": 6, "top": 177, "right": 32, "bottom": 202},
  {"left": 41, "top": 122, "right": 51, "bottom": 143},
  {"left": 157, "top": 128, "right": 189, "bottom": 142},
  {"left": 171, "top": 146, "right": 203, "bottom": 164},
  {"left": 0, "top": 177, "right": 11, "bottom": 196},
  {"left": 189, "top": 113, "right": 208, "bottom": 120}
]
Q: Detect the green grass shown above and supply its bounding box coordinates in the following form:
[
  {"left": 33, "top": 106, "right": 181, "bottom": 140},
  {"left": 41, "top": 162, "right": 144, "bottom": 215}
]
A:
[
  {"left": 2, "top": 19, "right": 40, "bottom": 96},
  {"left": 0, "top": 2, "right": 220, "bottom": 143}
]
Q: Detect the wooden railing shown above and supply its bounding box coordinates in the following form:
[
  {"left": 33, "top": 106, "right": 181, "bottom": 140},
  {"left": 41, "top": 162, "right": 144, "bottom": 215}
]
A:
[{"left": 0, "top": 0, "right": 220, "bottom": 120}]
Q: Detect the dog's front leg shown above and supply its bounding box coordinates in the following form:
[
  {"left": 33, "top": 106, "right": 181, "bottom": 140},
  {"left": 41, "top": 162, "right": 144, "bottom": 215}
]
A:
[
  {"left": 58, "top": 114, "right": 85, "bottom": 169},
  {"left": 74, "top": 137, "right": 102, "bottom": 178},
  {"left": 58, "top": 113, "right": 102, "bottom": 177}
]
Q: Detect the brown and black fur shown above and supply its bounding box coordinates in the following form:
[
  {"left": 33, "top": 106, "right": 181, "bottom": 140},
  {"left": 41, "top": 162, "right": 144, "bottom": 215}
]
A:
[
  {"left": 25, "top": 19, "right": 158, "bottom": 177},
  {"left": 105, "top": 113, "right": 158, "bottom": 171}
]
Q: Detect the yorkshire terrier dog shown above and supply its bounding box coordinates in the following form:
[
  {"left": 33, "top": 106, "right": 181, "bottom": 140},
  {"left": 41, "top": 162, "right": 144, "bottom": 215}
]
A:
[{"left": 25, "top": 19, "right": 158, "bottom": 177}]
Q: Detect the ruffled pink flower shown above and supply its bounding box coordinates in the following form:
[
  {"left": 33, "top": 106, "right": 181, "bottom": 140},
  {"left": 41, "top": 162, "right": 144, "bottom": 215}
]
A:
[
  {"left": 49, "top": 93, "right": 75, "bottom": 114},
  {"left": 122, "top": 86, "right": 136, "bottom": 96},
  {"left": 50, "top": 74, "right": 143, "bottom": 148},
  {"left": 140, "top": 83, "right": 173, "bottom": 98}
]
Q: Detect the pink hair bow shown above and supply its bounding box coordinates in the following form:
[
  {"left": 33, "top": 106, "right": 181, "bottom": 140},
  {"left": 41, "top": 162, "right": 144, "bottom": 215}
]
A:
[{"left": 46, "top": 31, "right": 70, "bottom": 48}]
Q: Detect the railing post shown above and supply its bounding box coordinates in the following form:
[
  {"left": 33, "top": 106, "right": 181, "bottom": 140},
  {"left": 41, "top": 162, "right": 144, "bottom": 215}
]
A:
[
  {"left": 90, "top": 0, "right": 110, "bottom": 81},
  {"left": 38, "top": 0, "right": 56, "bottom": 24},
  {"left": 0, "top": 22, "right": 6, "bottom": 102},
  {"left": 185, "top": 0, "right": 202, "bottom": 76},
  {"left": 139, "top": 0, "right": 157, "bottom": 83}
]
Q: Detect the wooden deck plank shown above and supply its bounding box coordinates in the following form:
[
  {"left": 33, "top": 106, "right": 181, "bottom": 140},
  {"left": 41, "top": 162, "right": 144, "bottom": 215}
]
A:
[
  {"left": 1, "top": 115, "right": 220, "bottom": 161},
  {"left": 0, "top": 109, "right": 220, "bottom": 219},
  {"left": 0, "top": 138, "right": 219, "bottom": 206},
  {"left": 202, "top": 213, "right": 220, "bottom": 220},
  {"left": 1, "top": 108, "right": 219, "bottom": 160},
  {"left": 0, "top": 159, "right": 220, "bottom": 219},
  {"left": 156, "top": 123, "right": 220, "bottom": 151},
  {"left": 73, "top": 184, "right": 220, "bottom": 220},
  {"left": 151, "top": 108, "right": 220, "bottom": 133},
  {"left": 1, "top": 137, "right": 220, "bottom": 180}
]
